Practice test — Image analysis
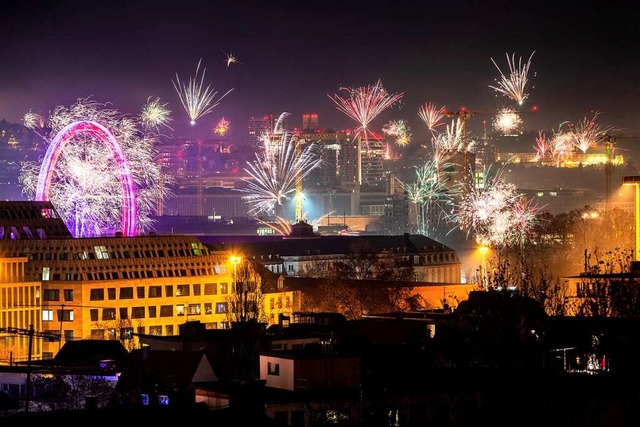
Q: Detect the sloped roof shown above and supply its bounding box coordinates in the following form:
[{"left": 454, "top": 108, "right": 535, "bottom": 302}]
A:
[{"left": 51, "top": 339, "right": 129, "bottom": 370}]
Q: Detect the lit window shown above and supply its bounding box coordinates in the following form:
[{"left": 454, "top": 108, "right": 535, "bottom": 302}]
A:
[
  {"left": 42, "top": 310, "right": 54, "bottom": 321},
  {"left": 42, "top": 267, "right": 50, "bottom": 281},
  {"left": 94, "top": 246, "right": 109, "bottom": 259}
]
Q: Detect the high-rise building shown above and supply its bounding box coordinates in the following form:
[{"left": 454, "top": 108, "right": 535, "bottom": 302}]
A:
[
  {"left": 302, "top": 113, "right": 318, "bottom": 131},
  {"left": 247, "top": 114, "right": 284, "bottom": 147}
]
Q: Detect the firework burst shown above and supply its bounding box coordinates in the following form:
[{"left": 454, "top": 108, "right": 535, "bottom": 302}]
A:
[
  {"left": 382, "top": 119, "right": 411, "bottom": 146},
  {"left": 432, "top": 118, "right": 473, "bottom": 152},
  {"left": 328, "top": 80, "right": 403, "bottom": 139},
  {"left": 492, "top": 107, "right": 523, "bottom": 135},
  {"left": 328, "top": 79, "right": 403, "bottom": 163},
  {"left": 214, "top": 117, "right": 230, "bottom": 136},
  {"left": 19, "top": 97, "right": 172, "bottom": 237},
  {"left": 548, "top": 122, "right": 573, "bottom": 166},
  {"left": 397, "top": 151, "right": 454, "bottom": 236},
  {"left": 238, "top": 129, "right": 322, "bottom": 216},
  {"left": 222, "top": 50, "right": 242, "bottom": 69},
  {"left": 23, "top": 111, "right": 46, "bottom": 130},
  {"left": 489, "top": 51, "right": 535, "bottom": 105},
  {"left": 450, "top": 165, "right": 541, "bottom": 247},
  {"left": 172, "top": 58, "right": 233, "bottom": 125},
  {"left": 140, "top": 97, "right": 173, "bottom": 131},
  {"left": 533, "top": 130, "right": 550, "bottom": 161},
  {"left": 418, "top": 102, "right": 446, "bottom": 131},
  {"left": 569, "top": 112, "right": 611, "bottom": 153}
]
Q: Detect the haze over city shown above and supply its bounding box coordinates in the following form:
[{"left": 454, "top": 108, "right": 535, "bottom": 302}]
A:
[{"left": 1, "top": 0, "right": 640, "bottom": 142}]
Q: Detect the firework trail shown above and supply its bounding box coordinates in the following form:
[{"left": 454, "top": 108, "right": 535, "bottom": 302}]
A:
[
  {"left": 489, "top": 51, "right": 535, "bottom": 105},
  {"left": 397, "top": 151, "right": 454, "bottom": 236},
  {"left": 257, "top": 216, "right": 292, "bottom": 236},
  {"left": 214, "top": 117, "right": 230, "bottom": 136},
  {"left": 382, "top": 119, "right": 411, "bottom": 146},
  {"left": 141, "top": 97, "right": 173, "bottom": 131},
  {"left": 533, "top": 130, "right": 550, "bottom": 161},
  {"left": 492, "top": 107, "right": 522, "bottom": 135},
  {"left": 417, "top": 102, "right": 446, "bottom": 131},
  {"left": 172, "top": 59, "right": 233, "bottom": 125},
  {"left": 19, "top": 97, "right": 172, "bottom": 237},
  {"left": 238, "top": 130, "right": 322, "bottom": 216},
  {"left": 569, "top": 112, "right": 611, "bottom": 153}
]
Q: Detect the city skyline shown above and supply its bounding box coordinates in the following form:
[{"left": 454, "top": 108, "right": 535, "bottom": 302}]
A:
[{"left": 1, "top": 0, "right": 639, "bottom": 143}]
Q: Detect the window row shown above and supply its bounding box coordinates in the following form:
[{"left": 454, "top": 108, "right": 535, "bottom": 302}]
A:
[
  {"left": 41, "top": 266, "right": 226, "bottom": 281},
  {"left": 88, "top": 321, "right": 230, "bottom": 339},
  {"left": 86, "top": 302, "right": 229, "bottom": 321},
  {"left": 88, "top": 282, "right": 229, "bottom": 301},
  {"left": 269, "top": 295, "right": 292, "bottom": 310},
  {"left": 31, "top": 243, "right": 209, "bottom": 262}
]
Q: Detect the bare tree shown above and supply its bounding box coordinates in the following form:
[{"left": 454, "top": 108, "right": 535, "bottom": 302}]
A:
[{"left": 226, "top": 259, "right": 267, "bottom": 324}]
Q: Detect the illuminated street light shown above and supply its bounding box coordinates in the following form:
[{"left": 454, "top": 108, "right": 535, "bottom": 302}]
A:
[{"left": 622, "top": 176, "right": 640, "bottom": 261}]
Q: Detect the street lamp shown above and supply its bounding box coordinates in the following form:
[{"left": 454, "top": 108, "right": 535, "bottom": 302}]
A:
[{"left": 622, "top": 176, "right": 640, "bottom": 261}]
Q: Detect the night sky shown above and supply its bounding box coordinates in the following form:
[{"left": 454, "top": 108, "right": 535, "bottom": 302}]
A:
[{"left": 1, "top": 0, "right": 639, "bottom": 143}]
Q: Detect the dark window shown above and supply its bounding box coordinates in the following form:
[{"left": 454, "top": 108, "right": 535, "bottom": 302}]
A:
[
  {"left": 90, "top": 309, "right": 99, "bottom": 321},
  {"left": 137, "top": 287, "right": 145, "bottom": 298},
  {"left": 192, "top": 284, "right": 201, "bottom": 296},
  {"left": 148, "top": 306, "right": 157, "bottom": 318},
  {"left": 90, "top": 289, "right": 105, "bottom": 301},
  {"left": 148, "top": 286, "right": 162, "bottom": 298},
  {"left": 165, "top": 285, "right": 173, "bottom": 297},
  {"left": 63, "top": 289, "right": 73, "bottom": 301},
  {"left": 204, "top": 283, "right": 217, "bottom": 295},
  {"left": 119, "top": 287, "right": 134, "bottom": 299},
  {"left": 160, "top": 305, "right": 173, "bottom": 317},
  {"left": 107, "top": 288, "right": 116, "bottom": 300},
  {"left": 177, "top": 284, "right": 190, "bottom": 296},
  {"left": 102, "top": 308, "right": 116, "bottom": 320},
  {"left": 58, "top": 309, "right": 73, "bottom": 322},
  {"left": 43, "top": 289, "right": 59, "bottom": 301},
  {"left": 131, "top": 307, "right": 145, "bottom": 319},
  {"left": 119, "top": 307, "right": 128, "bottom": 319}
]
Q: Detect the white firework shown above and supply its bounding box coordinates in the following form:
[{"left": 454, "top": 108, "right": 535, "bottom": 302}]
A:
[
  {"left": 489, "top": 51, "right": 535, "bottom": 105},
  {"left": 141, "top": 97, "right": 173, "bottom": 131},
  {"left": 238, "top": 130, "right": 322, "bottom": 216},
  {"left": 18, "top": 97, "right": 172, "bottom": 237},
  {"left": 492, "top": 108, "right": 523, "bottom": 135},
  {"left": 172, "top": 58, "right": 233, "bottom": 125}
]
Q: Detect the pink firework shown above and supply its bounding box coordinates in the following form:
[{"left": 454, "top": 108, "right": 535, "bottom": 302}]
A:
[
  {"left": 328, "top": 79, "right": 403, "bottom": 143},
  {"left": 328, "top": 80, "right": 403, "bottom": 185},
  {"left": 533, "top": 130, "right": 550, "bottom": 161}
]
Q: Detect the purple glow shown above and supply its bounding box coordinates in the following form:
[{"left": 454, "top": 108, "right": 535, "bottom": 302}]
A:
[{"left": 34, "top": 120, "right": 138, "bottom": 236}]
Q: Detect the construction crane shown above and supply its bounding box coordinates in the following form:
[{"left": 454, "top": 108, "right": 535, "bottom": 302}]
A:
[{"left": 0, "top": 325, "right": 60, "bottom": 412}]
